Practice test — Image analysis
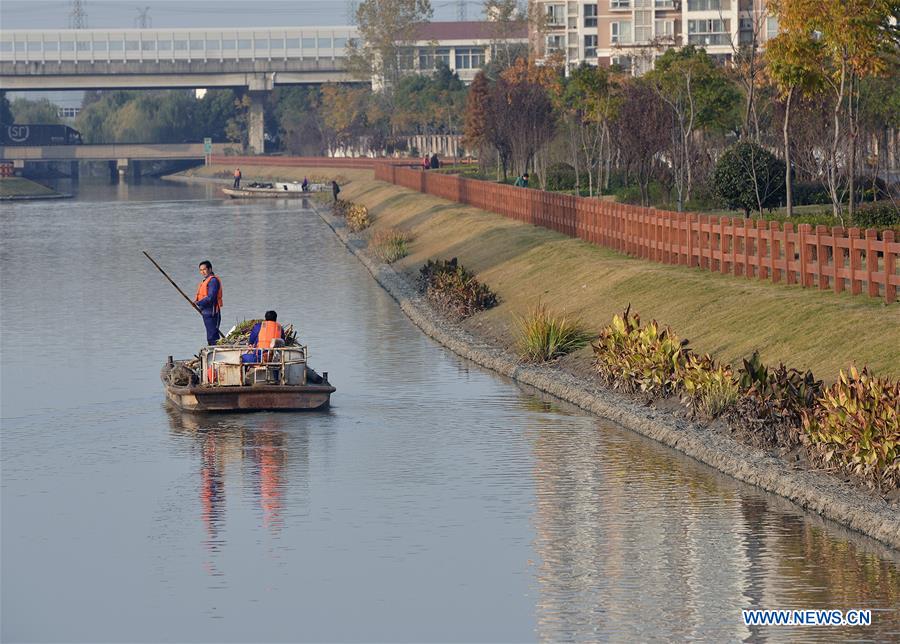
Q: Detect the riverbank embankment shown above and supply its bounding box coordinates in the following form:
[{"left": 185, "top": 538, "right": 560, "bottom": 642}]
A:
[
  {"left": 171, "top": 163, "right": 900, "bottom": 549},
  {"left": 0, "top": 177, "right": 69, "bottom": 200}
]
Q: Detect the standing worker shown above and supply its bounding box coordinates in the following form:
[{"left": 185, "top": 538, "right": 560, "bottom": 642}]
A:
[
  {"left": 233, "top": 168, "right": 242, "bottom": 189},
  {"left": 195, "top": 260, "right": 223, "bottom": 346},
  {"left": 331, "top": 180, "right": 341, "bottom": 203}
]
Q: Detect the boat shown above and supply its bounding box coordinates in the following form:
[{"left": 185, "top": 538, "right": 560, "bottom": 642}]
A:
[
  {"left": 222, "top": 181, "right": 326, "bottom": 198},
  {"left": 161, "top": 344, "right": 335, "bottom": 412}
]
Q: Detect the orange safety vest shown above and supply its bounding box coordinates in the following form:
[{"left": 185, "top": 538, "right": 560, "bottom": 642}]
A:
[
  {"left": 195, "top": 275, "right": 223, "bottom": 311},
  {"left": 255, "top": 320, "right": 283, "bottom": 349}
]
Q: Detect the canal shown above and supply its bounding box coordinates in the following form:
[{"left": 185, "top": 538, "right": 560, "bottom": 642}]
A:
[{"left": 2, "top": 179, "right": 898, "bottom": 642}]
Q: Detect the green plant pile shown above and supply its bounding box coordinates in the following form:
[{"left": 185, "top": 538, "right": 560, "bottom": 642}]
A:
[
  {"left": 217, "top": 319, "right": 299, "bottom": 346},
  {"left": 516, "top": 302, "right": 593, "bottom": 362},
  {"left": 371, "top": 227, "right": 412, "bottom": 263},
  {"left": 802, "top": 367, "right": 899, "bottom": 490},
  {"left": 418, "top": 258, "right": 498, "bottom": 320},
  {"left": 591, "top": 307, "right": 898, "bottom": 490},
  {"left": 852, "top": 202, "right": 900, "bottom": 229},
  {"left": 725, "top": 352, "right": 823, "bottom": 451},
  {"left": 543, "top": 162, "right": 577, "bottom": 191}
]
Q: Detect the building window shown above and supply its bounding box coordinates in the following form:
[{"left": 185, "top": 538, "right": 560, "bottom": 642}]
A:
[
  {"left": 398, "top": 47, "right": 415, "bottom": 70},
  {"left": 611, "top": 0, "right": 630, "bottom": 8},
  {"left": 546, "top": 35, "right": 565, "bottom": 51},
  {"left": 584, "top": 4, "right": 597, "bottom": 27},
  {"left": 546, "top": 4, "right": 565, "bottom": 26},
  {"left": 302, "top": 37, "right": 316, "bottom": 48},
  {"left": 635, "top": 10, "right": 652, "bottom": 43},
  {"left": 766, "top": 16, "right": 779, "bottom": 39},
  {"left": 418, "top": 48, "right": 435, "bottom": 70},
  {"left": 454, "top": 47, "right": 484, "bottom": 69},
  {"left": 611, "top": 55, "right": 633, "bottom": 73},
  {"left": 654, "top": 0, "right": 674, "bottom": 6},
  {"left": 584, "top": 34, "right": 597, "bottom": 58},
  {"left": 610, "top": 21, "right": 632, "bottom": 45},
  {"left": 655, "top": 19, "right": 674, "bottom": 38},
  {"left": 435, "top": 48, "right": 451, "bottom": 66},
  {"left": 270, "top": 39, "right": 284, "bottom": 49},
  {"left": 687, "top": 19, "right": 731, "bottom": 45},
  {"left": 687, "top": 0, "right": 730, "bottom": 9},
  {"left": 318, "top": 37, "right": 332, "bottom": 49}
]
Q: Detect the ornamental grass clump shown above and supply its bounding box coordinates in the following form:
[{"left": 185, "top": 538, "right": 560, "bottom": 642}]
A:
[
  {"left": 346, "top": 203, "right": 370, "bottom": 232},
  {"left": 802, "top": 367, "right": 900, "bottom": 490},
  {"left": 516, "top": 303, "right": 593, "bottom": 362},
  {"left": 419, "top": 258, "right": 498, "bottom": 320},
  {"left": 371, "top": 228, "right": 412, "bottom": 263}
]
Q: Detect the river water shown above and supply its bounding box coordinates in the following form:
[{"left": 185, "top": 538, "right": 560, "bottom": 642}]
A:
[{"left": 2, "top": 179, "right": 898, "bottom": 642}]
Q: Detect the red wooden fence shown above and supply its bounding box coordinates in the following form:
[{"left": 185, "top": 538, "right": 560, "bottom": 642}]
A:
[{"left": 375, "top": 162, "right": 899, "bottom": 304}]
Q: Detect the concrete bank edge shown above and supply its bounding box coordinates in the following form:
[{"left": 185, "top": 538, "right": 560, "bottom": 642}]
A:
[{"left": 311, "top": 202, "right": 900, "bottom": 551}]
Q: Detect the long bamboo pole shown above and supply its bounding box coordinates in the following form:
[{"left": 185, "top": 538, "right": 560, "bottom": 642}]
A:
[{"left": 143, "top": 251, "right": 224, "bottom": 338}]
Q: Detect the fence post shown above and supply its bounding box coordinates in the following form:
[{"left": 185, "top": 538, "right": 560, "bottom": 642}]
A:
[
  {"left": 884, "top": 230, "right": 897, "bottom": 304},
  {"left": 849, "top": 227, "right": 862, "bottom": 295},
  {"left": 770, "top": 221, "right": 781, "bottom": 283},
  {"left": 831, "top": 227, "right": 845, "bottom": 295},
  {"left": 815, "top": 224, "right": 828, "bottom": 290},
  {"left": 686, "top": 213, "right": 695, "bottom": 267},
  {"left": 798, "top": 224, "right": 811, "bottom": 287},
  {"left": 866, "top": 229, "right": 879, "bottom": 298},
  {"left": 784, "top": 223, "right": 796, "bottom": 285}
]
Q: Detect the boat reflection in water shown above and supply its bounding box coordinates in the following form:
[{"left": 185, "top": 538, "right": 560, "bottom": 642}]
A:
[{"left": 165, "top": 408, "right": 313, "bottom": 571}]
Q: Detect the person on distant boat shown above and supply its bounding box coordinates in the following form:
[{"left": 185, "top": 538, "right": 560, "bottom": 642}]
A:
[
  {"left": 243, "top": 310, "right": 285, "bottom": 363},
  {"left": 233, "top": 168, "right": 242, "bottom": 189},
  {"left": 194, "top": 260, "right": 222, "bottom": 346},
  {"left": 301, "top": 177, "right": 309, "bottom": 192}
]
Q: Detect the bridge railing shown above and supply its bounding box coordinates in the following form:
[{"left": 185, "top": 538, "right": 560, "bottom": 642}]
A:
[{"left": 0, "top": 27, "right": 357, "bottom": 65}]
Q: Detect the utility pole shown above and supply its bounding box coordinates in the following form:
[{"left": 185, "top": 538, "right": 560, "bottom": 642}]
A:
[
  {"left": 345, "top": 0, "right": 359, "bottom": 24},
  {"left": 134, "top": 6, "right": 152, "bottom": 29},
  {"left": 68, "top": 0, "right": 88, "bottom": 29},
  {"left": 457, "top": 0, "right": 467, "bottom": 21}
]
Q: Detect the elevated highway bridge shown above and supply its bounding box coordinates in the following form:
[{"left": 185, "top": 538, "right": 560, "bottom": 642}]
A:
[{"left": 0, "top": 27, "right": 360, "bottom": 152}]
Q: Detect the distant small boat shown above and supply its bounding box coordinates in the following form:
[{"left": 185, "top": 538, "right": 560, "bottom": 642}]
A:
[
  {"left": 222, "top": 181, "right": 325, "bottom": 198},
  {"left": 161, "top": 345, "right": 335, "bottom": 412}
]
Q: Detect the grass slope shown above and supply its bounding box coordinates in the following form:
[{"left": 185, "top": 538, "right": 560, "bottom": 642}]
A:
[{"left": 190, "top": 164, "right": 900, "bottom": 379}]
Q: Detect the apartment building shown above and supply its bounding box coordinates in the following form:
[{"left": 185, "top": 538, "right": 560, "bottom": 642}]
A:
[
  {"left": 537, "top": 0, "right": 777, "bottom": 74},
  {"left": 404, "top": 21, "right": 529, "bottom": 83}
]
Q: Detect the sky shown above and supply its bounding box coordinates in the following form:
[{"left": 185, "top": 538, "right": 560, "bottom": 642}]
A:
[{"left": 0, "top": 0, "right": 486, "bottom": 30}]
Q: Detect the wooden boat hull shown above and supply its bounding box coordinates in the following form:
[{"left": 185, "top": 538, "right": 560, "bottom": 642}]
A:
[
  {"left": 164, "top": 382, "right": 335, "bottom": 412},
  {"left": 222, "top": 187, "right": 311, "bottom": 199}
]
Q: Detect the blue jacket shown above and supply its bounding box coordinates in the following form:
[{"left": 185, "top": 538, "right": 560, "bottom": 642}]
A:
[{"left": 196, "top": 275, "right": 220, "bottom": 317}]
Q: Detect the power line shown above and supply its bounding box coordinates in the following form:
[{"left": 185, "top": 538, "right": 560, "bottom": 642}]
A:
[
  {"left": 134, "top": 6, "right": 152, "bottom": 28},
  {"left": 68, "top": 0, "right": 88, "bottom": 28},
  {"left": 457, "top": 0, "right": 467, "bottom": 21}
]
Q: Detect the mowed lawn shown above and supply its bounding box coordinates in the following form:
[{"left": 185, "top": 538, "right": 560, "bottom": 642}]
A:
[{"left": 192, "top": 164, "right": 900, "bottom": 380}]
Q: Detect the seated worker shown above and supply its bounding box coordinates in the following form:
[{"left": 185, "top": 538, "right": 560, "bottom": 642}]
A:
[{"left": 241, "top": 310, "right": 285, "bottom": 363}]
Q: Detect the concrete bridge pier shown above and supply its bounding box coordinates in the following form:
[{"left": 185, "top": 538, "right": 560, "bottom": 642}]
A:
[{"left": 246, "top": 74, "right": 274, "bottom": 155}]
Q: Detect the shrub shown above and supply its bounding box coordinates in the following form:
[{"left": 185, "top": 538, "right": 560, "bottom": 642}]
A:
[
  {"left": 726, "top": 352, "right": 823, "bottom": 450},
  {"left": 371, "top": 228, "right": 412, "bottom": 263},
  {"left": 713, "top": 140, "right": 786, "bottom": 217},
  {"left": 346, "top": 203, "right": 370, "bottom": 232},
  {"left": 543, "top": 162, "right": 577, "bottom": 191},
  {"left": 792, "top": 182, "right": 831, "bottom": 206},
  {"left": 516, "top": 303, "right": 593, "bottom": 362},
  {"left": 592, "top": 306, "right": 690, "bottom": 397},
  {"left": 419, "top": 258, "right": 498, "bottom": 320},
  {"left": 852, "top": 201, "right": 900, "bottom": 229},
  {"left": 802, "top": 366, "right": 900, "bottom": 490}
]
